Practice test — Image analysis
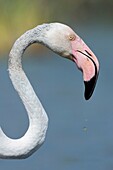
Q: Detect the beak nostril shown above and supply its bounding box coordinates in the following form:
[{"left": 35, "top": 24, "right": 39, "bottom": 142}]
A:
[{"left": 85, "top": 50, "right": 92, "bottom": 56}]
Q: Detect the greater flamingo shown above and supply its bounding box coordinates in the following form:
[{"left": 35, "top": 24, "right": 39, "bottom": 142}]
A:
[{"left": 0, "top": 23, "right": 99, "bottom": 159}]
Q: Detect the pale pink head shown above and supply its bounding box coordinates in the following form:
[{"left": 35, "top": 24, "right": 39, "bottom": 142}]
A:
[{"left": 41, "top": 23, "right": 99, "bottom": 100}]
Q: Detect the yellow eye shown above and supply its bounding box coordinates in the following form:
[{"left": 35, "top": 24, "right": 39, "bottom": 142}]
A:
[{"left": 69, "top": 35, "right": 76, "bottom": 41}]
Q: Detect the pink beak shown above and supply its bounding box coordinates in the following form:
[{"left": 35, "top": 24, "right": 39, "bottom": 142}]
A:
[{"left": 71, "top": 36, "right": 99, "bottom": 100}]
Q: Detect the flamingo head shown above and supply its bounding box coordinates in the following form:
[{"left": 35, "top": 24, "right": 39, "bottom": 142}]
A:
[{"left": 40, "top": 23, "right": 99, "bottom": 100}]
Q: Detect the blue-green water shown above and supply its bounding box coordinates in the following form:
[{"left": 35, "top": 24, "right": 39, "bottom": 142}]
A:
[{"left": 0, "top": 23, "right": 113, "bottom": 170}]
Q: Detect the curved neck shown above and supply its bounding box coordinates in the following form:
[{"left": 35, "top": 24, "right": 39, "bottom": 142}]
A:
[
  {"left": 0, "top": 26, "right": 48, "bottom": 159},
  {"left": 9, "top": 27, "right": 42, "bottom": 69}
]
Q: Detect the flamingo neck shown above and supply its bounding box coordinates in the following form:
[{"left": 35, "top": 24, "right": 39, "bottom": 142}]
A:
[{"left": 0, "top": 26, "right": 48, "bottom": 159}]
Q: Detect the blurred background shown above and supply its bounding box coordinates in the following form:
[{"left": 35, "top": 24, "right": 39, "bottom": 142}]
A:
[{"left": 0, "top": 0, "right": 113, "bottom": 170}]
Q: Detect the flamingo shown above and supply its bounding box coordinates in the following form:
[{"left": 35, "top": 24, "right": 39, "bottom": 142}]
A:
[{"left": 0, "top": 23, "right": 99, "bottom": 159}]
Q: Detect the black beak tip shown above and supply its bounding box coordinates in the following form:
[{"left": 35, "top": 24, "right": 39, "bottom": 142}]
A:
[{"left": 84, "top": 74, "right": 98, "bottom": 100}]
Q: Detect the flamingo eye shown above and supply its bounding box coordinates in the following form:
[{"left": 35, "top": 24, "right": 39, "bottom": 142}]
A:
[{"left": 69, "top": 35, "right": 76, "bottom": 41}]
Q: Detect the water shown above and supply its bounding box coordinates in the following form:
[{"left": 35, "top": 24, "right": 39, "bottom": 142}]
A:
[{"left": 0, "top": 23, "right": 113, "bottom": 170}]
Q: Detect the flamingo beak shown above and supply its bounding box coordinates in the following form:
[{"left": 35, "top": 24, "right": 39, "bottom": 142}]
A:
[{"left": 71, "top": 38, "right": 99, "bottom": 100}]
